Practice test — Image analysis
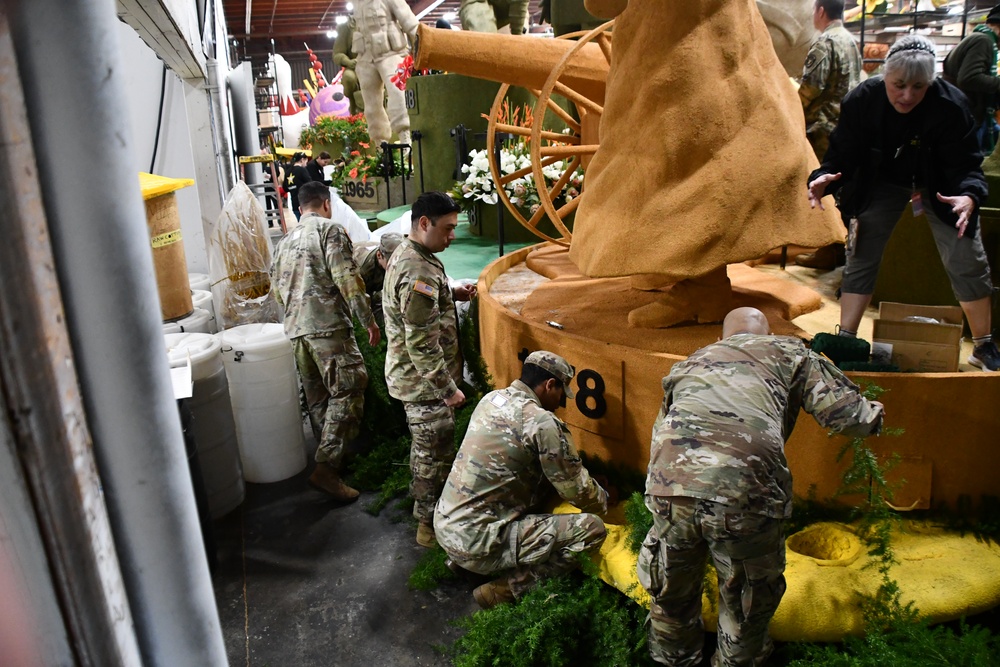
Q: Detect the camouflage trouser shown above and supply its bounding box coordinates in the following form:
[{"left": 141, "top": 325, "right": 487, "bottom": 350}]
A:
[
  {"left": 292, "top": 333, "right": 368, "bottom": 469},
  {"left": 403, "top": 400, "right": 455, "bottom": 523},
  {"left": 450, "top": 512, "right": 607, "bottom": 598},
  {"left": 637, "top": 496, "right": 785, "bottom": 667}
]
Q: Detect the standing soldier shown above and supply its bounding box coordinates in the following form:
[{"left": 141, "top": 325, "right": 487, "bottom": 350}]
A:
[
  {"left": 333, "top": 16, "right": 364, "bottom": 114},
  {"left": 639, "top": 307, "right": 883, "bottom": 667},
  {"left": 435, "top": 351, "right": 610, "bottom": 609},
  {"left": 383, "top": 192, "right": 476, "bottom": 548},
  {"left": 351, "top": 0, "right": 418, "bottom": 147},
  {"left": 271, "top": 181, "right": 380, "bottom": 502},
  {"left": 353, "top": 232, "right": 404, "bottom": 329},
  {"left": 796, "top": 0, "right": 862, "bottom": 270}
]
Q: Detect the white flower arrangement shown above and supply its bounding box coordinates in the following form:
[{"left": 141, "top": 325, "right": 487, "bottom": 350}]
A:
[{"left": 453, "top": 142, "right": 584, "bottom": 214}]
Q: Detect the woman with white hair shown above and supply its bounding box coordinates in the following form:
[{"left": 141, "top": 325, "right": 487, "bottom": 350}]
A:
[{"left": 807, "top": 34, "right": 999, "bottom": 371}]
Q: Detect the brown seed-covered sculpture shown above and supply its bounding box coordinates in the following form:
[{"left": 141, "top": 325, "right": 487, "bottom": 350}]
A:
[{"left": 573, "top": 0, "right": 844, "bottom": 327}]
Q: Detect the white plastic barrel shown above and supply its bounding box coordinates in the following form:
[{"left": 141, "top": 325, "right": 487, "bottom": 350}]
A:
[
  {"left": 162, "top": 308, "right": 213, "bottom": 334},
  {"left": 191, "top": 290, "right": 218, "bottom": 333},
  {"left": 165, "top": 332, "right": 245, "bottom": 518},
  {"left": 188, "top": 272, "right": 211, "bottom": 292},
  {"left": 217, "top": 323, "right": 306, "bottom": 483}
]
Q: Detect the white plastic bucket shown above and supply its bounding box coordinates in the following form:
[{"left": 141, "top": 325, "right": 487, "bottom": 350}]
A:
[
  {"left": 217, "top": 323, "right": 306, "bottom": 483},
  {"left": 191, "top": 290, "right": 218, "bottom": 333},
  {"left": 162, "top": 308, "right": 213, "bottom": 334},
  {"left": 188, "top": 272, "right": 211, "bottom": 292},
  {"left": 165, "top": 332, "right": 245, "bottom": 518}
]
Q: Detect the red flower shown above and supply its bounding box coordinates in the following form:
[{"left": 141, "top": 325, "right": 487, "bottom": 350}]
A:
[
  {"left": 358, "top": 141, "right": 369, "bottom": 149},
  {"left": 349, "top": 167, "right": 358, "bottom": 179},
  {"left": 350, "top": 150, "right": 360, "bottom": 156}
]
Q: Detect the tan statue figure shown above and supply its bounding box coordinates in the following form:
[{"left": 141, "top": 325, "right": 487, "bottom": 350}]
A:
[
  {"left": 333, "top": 17, "right": 364, "bottom": 115},
  {"left": 460, "top": 0, "right": 532, "bottom": 35},
  {"left": 573, "top": 0, "right": 844, "bottom": 327},
  {"left": 351, "top": 0, "right": 418, "bottom": 146}
]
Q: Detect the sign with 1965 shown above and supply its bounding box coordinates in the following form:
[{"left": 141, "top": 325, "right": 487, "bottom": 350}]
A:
[{"left": 340, "top": 180, "right": 376, "bottom": 200}]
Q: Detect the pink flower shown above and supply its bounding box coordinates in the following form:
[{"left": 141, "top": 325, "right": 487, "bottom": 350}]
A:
[{"left": 349, "top": 167, "right": 358, "bottom": 179}]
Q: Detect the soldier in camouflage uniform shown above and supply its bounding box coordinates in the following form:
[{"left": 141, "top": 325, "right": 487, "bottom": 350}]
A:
[
  {"left": 638, "top": 307, "right": 883, "bottom": 667},
  {"left": 271, "top": 181, "right": 381, "bottom": 502},
  {"left": 435, "top": 351, "right": 609, "bottom": 608},
  {"left": 353, "top": 232, "right": 404, "bottom": 329},
  {"left": 382, "top": 192, "right": 476, "bottom": 547},
  {"left": 796, "top": 1, "right": 862, "bottom": 271},
  {"left": 799, "top": 0, "right": 861, "bottom": 161}
]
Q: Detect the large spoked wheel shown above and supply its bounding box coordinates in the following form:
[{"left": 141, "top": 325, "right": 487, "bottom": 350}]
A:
[{"left": 485, "top": 21, "right": 615, "bottom": 246}]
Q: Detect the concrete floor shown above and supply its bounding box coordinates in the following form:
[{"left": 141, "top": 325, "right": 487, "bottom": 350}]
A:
[{"left": 211, "top": 465, "right": 479, "bottom": 666}]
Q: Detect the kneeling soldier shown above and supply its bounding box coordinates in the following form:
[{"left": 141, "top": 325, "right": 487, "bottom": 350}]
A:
[{"left": 435, "top": 351, "right": 610, "bottom": 608}]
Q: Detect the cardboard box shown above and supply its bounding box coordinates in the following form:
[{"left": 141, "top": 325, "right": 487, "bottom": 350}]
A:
[{"left": 872, "top": 302, "right": 964, "bottom": 372}]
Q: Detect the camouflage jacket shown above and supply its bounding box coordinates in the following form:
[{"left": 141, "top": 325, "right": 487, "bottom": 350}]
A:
[
  {"left": 353, "top": 244, "right": 388, "bottom": 326},
  {"left": 799, "top": 21, "right": 862, "bottom": 143},
  {"left": 270, "top": 212, "right": 374, "bottom": 338},
  {"left": 435, "top": 379, "right": 608, "bottom": 560},
  {"left": 382, "top": 238, "right": 462, "bottom": 402},
  {"left": 646, "top": 334, "right": 883, "bottom": 518},
  {"left": 355, "top": 245, "right": 385, "bottom": 296}
]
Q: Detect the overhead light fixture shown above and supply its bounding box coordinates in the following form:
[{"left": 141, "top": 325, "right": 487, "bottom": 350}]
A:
[
  {"left": 346, "top": 2, "right": 354, "bottom": 10},
  {"left": 326, "top": 29, "right": 336, "bottom": 38},
  {"left": 335, "top": 15, "right": 348, "bottom": 25},
  {"left": 441, "top": 12, "right": 457, "bottom": 22}
]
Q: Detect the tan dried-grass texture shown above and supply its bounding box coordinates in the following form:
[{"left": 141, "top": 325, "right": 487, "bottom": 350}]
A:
[{"left": 570, "top": 0, "right": 844, "bottom": 280}]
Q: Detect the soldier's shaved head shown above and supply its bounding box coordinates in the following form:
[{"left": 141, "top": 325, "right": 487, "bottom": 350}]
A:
[{"left": 722, "top": 307, "right": 770, "bottom": 338}]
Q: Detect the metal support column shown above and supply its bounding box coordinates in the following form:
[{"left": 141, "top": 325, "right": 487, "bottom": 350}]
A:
[{"left": 9, "top": 0, "right": 228, "bottom": 665}]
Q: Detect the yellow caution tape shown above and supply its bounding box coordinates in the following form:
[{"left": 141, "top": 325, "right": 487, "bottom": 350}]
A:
[{"left": 274, "top": 146, "right": 312, "bottom": 158}]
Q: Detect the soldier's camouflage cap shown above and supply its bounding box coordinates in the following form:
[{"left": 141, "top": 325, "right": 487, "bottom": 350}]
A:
[
  {"left": 379, "top": 232, "right": 404, "bottom": 256},
  {"left": 525, "top": 350, "right": 575, "bottom": 398}
]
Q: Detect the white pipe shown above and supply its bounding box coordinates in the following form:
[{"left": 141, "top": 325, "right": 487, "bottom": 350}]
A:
[{"left": 8, "top": 1, "right": 227, "bottom": 665}]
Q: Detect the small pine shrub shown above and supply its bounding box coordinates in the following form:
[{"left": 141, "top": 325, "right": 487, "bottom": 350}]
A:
[
  {"left": 408, "top": 546, "right": 458, "bottom": 591},
  {"left": 449, "top": 573, "right": 655, "bottom": 667},
  {"left": 624, "top": 492, "right": 653, "bottom": 554},
  {"left": 780, "top": 619, "right": 1000, "bottom": 666}
]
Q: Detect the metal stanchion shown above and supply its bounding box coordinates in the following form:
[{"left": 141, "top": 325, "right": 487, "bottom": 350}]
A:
[{"left": 379, "top": 141, "right": 413, "bottom": 209}]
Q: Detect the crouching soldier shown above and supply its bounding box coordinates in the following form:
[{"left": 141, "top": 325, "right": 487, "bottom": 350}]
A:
[{"left": 435, "top": 351, "right": 611, "bottom": 608}]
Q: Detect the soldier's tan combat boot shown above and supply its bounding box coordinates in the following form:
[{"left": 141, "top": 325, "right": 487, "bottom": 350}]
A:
[
  {"left": 473, "top": 578, "right": 515, "bottom": 609},
  {"left": 416, "top": 521, "right": 437, "bottom": 548},
  {"left": 308, "top": 462, "right": 360, "bottom": 502}
]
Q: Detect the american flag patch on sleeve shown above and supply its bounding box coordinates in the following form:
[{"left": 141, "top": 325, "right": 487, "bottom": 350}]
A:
[{"left": 412, "top": 280, "right": 435, "bottom": 298}]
